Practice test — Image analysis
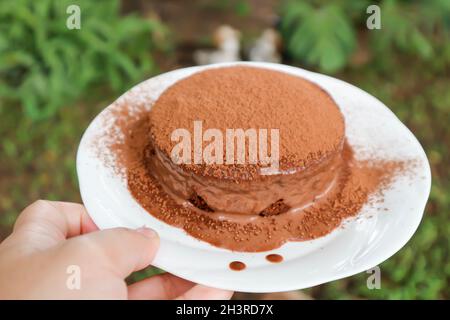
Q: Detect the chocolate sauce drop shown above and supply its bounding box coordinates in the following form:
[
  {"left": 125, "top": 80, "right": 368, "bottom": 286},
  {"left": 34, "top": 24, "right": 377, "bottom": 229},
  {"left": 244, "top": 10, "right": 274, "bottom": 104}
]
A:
[
  {"left": 266, "top": 254, "right": 283, "bottom": 263},
  {"left": 229, "top": 261, "right": 246, "bottom": 271}
]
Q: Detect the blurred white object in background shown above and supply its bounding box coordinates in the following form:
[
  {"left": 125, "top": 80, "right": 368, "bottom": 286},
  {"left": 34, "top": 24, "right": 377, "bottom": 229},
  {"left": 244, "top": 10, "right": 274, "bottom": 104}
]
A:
[
  {"left": 194, "top": 25, "right": 241, "bottom": 65},
  {"left": 248, "top": 28, "right": 281, "bottom": 63}
]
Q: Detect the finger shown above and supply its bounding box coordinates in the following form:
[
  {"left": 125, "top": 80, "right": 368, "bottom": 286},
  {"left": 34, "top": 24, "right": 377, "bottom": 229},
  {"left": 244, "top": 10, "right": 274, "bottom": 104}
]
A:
[
  {"left": 128, "top": 273, "right": 195, "bottom": 300},
  {"left": 175, "top": 285, "right": 234, "bottom": 300},
  {"left": 70, "top": 227, "right": 159, "bottom": 278},
  {"left": 9, "top": 200, "right": 97, "bottom": 250},
  {"left": 50, "top": 201, "right": 98, "bottom": 234}
]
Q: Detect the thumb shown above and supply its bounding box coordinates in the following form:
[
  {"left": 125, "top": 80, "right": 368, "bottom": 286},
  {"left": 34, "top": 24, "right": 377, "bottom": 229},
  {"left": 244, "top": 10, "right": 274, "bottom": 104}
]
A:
[{"left": 67, "top": 227, "right": 159, "bottom": 278}]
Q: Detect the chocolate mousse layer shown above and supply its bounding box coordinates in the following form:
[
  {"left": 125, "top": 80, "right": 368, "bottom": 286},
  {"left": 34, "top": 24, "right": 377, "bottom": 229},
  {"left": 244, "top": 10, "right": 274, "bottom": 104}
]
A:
[
  {"left": 147, "top": 66, "right": 345, "bottom": 220},
  {"left": 146, "top": 143, "right": 342, "bottom": 221}
]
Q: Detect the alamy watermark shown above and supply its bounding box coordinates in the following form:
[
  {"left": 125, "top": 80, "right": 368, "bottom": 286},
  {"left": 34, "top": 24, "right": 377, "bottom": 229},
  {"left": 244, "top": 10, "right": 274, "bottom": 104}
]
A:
[
  {"left": 65, "top": 4, "right": 381, "bottom": 32},
  {"left": 66, "top": 5, "right": 81, "bottom": 30},
  {"left": 66, "top": 264, "right": 81, "bottom": 290},
  {"left": 366, "top": 266, "right": 381, "bottom": 289},
  {"left": 171, "top": 121, "right": 280, "bottom": 173},
  {"left": 366, "top": 5, "right": 381, "bottom": 30}
]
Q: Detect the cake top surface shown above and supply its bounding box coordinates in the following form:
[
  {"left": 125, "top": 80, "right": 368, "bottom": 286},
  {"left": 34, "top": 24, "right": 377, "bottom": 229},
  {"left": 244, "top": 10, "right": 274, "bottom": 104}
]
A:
[{"left": 149, "top": 66, "right": 345, "bottom": 180}]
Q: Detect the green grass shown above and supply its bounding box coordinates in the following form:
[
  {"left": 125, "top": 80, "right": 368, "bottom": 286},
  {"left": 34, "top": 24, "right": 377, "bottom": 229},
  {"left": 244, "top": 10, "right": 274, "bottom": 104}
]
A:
[
  {"left": 308, "top": 57, "right": 450, "bottom": 299},
  {"left": 0, "top": 93, "right": 107, "bottom": 226},
  {"left": 0, "top": 0, "right": 168, "bottom": 120}
]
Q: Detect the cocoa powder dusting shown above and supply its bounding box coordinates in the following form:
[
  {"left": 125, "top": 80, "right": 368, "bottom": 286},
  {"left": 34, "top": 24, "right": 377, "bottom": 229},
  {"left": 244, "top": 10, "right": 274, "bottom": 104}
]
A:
[
  {"left": 149, "top": 66, "right": 345, "bottom": 179},
  {"left": 101, "top": 66, "right": 408, "bottom": 252}
]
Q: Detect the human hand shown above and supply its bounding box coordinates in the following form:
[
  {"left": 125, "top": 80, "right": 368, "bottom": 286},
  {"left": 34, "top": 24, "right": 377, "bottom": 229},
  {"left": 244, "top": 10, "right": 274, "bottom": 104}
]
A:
[{"left": 0, "top": 200, "right": 233, "bottom": 300}]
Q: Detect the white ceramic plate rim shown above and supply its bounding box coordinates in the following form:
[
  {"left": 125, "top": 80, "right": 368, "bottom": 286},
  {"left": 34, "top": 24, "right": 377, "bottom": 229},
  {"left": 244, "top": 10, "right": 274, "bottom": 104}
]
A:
[{"left": 77, "top": 62, "right": 431, "bottom": 293}]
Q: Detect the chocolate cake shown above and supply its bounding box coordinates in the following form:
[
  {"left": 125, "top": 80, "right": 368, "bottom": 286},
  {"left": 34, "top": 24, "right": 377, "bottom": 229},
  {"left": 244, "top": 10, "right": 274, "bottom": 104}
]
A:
[
  {"left": 104, "top": 64, "right": 403, "bottom": 251},
  {"left": 146, "top": 66, "right": 345, "bottom": 221}
]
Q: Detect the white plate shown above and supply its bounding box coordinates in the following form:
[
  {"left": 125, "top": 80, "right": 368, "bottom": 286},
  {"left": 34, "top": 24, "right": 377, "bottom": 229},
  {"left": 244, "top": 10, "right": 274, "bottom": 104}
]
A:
[{"left": 76, "top": 62, "right": 431, "bottom": 293}]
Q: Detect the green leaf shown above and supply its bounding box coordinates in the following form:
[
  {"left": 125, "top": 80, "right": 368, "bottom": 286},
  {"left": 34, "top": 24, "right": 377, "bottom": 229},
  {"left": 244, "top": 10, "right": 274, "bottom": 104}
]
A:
[
  {"left": 410, "top": 30, "right": 433, "bottom": 59},
  {"left": 281, "top": 2, "right": 356, "bottom": 73}
]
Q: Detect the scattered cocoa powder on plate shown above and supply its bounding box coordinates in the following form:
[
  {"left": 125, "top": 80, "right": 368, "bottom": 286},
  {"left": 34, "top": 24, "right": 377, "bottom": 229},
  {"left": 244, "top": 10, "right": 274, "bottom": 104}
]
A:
[
  {"left": 104, "top": 107, "right": 405, "bottom": 252},
  {"left": 96, "top": 66, "right": 408, "bottom": 252}
]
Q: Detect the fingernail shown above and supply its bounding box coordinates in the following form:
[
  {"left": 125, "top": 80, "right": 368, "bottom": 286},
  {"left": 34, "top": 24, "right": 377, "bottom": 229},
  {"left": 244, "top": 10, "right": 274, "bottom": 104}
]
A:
[{"left": 135, "top": 226, "right": 158, "bottom": 239}]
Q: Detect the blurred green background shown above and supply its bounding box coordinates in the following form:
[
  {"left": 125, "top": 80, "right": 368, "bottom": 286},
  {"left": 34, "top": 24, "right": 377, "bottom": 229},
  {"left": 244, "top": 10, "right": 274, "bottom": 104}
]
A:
[{"left": 0, "top": 0, "right": 448, "bottom": 299}]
